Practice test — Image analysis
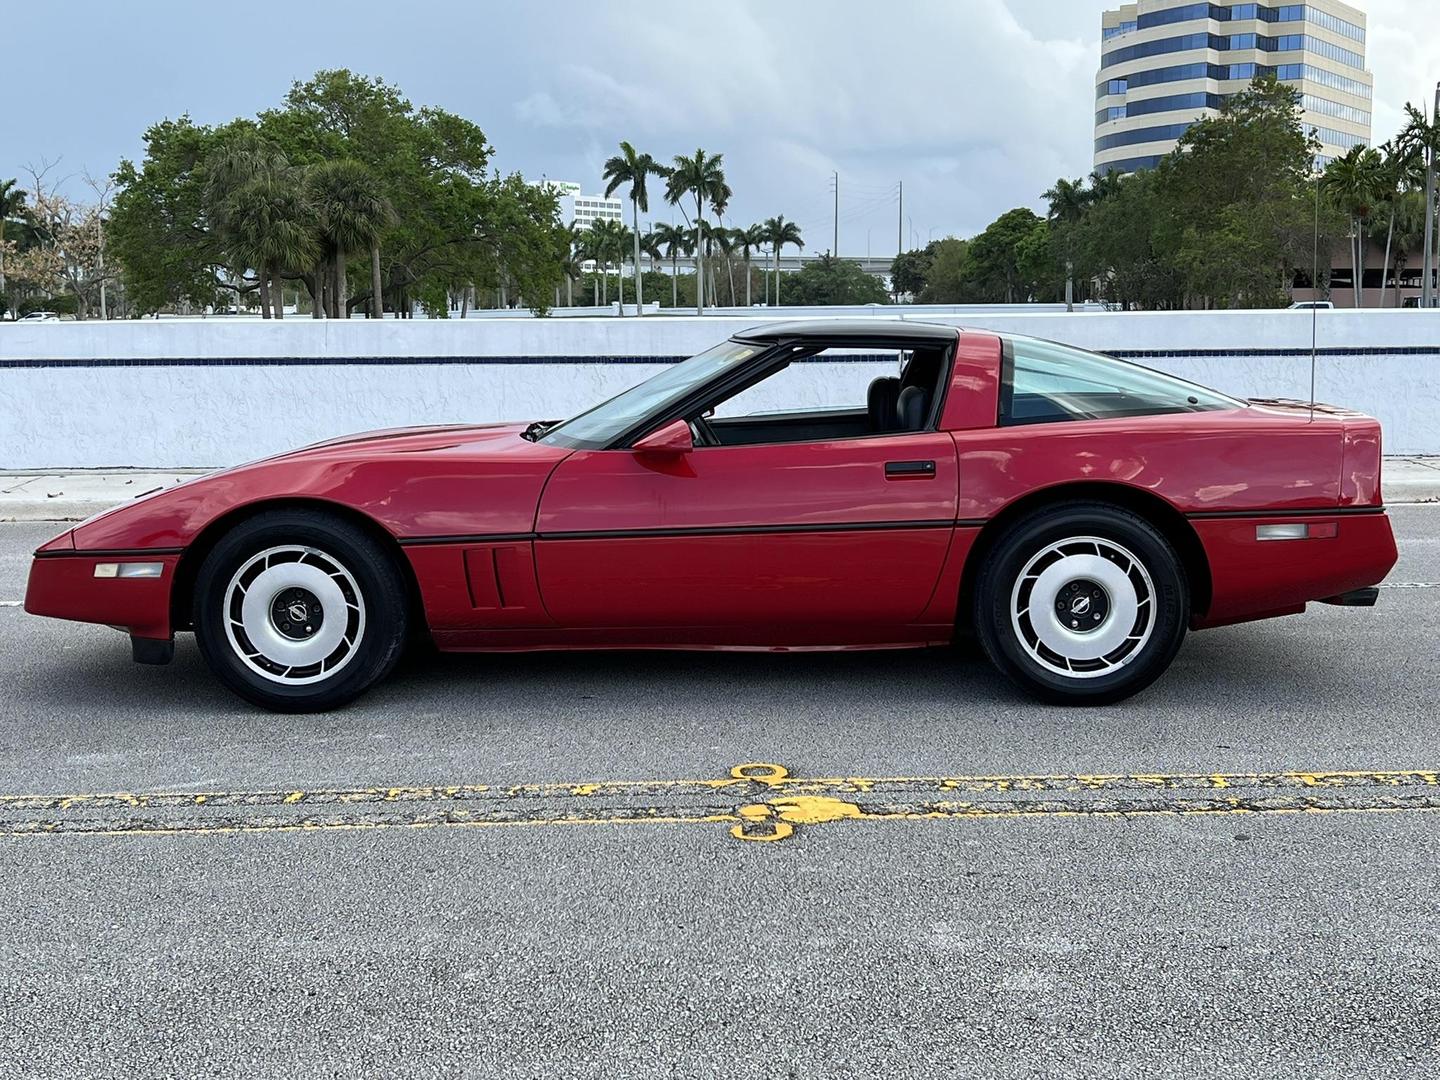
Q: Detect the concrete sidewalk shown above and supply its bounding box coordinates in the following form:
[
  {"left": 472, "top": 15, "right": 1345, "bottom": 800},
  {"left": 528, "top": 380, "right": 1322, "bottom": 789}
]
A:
[{"left": 2, "top": 461, "right": 1437, "bottom": 523}]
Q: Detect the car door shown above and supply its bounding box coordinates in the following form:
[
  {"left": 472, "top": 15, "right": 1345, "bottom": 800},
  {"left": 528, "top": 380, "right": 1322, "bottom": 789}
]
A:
[{"left": 532, "top": 430, "right": 959, "bottom": 636}]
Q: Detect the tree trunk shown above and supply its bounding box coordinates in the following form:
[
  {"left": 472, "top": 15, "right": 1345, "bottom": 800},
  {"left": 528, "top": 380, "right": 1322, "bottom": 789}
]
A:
[
  {"left": 271, "top": 271, "right": 284, "bottom": 319},
  {"left": 259, "top": 276, "right": 272, "bottom": 319},
  {"left": 1379, "top": 208, "right": 1395, "bottom": 309},
  {"left": 1351, "top": 221, "right": 1361, "bottom": 308},
  {"left": 1065, "top": 259, "right": 1074, "bottom": 312},
  {"left": 617, "top": 250, "right": 625, "bottom": 314},
  {"left": 695, "top": 197, "right": 705, "bottom": 316},
  {"left": 371, "top": 242, "right": 384, "bottom": 318},
  {"left": 311, "top": 264, "right": 325, "bottom": 318},
  {"left": 632, "top": 199, "right": 643, "bottom": 315},
  {"left": 671, "top": 253, "right": 677, "bottom": 307},
  {"left": 744, "top": 255, "right": 751, "bottom": 306},
  {"left": 774, "top": 244, "right": 781, "bottom": 305},
  {"left": 567, "top": 275, "right": 573, "bottom": 307},
  {"left": 331, "top": 251, "right": 345, "bottom": 319}
]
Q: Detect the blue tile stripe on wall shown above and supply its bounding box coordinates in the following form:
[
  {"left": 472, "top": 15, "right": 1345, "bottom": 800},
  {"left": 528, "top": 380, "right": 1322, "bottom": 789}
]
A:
[{"left": 1, "top": 347, "right": 1437, "bottom": 369}]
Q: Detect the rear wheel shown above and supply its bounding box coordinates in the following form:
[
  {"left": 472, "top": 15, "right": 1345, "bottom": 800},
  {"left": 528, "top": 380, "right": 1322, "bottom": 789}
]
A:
[
  {"left": 974, "top": 503, "right": 1188, "bottom": 705},
  {"left": 193, "top": 510, "right": 409, "bottom": 712}
]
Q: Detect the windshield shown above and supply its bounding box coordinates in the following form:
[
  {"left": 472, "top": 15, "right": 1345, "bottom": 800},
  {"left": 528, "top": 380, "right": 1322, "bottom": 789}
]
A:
[{"left": 538, "top": 339, "right": 761, "bottom": 449}]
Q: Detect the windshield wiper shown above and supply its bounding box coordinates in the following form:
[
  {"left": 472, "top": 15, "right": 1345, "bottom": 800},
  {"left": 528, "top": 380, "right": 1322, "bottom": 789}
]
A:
[{"left": 521, "top": 420, "right": 555, "bottom": 442}]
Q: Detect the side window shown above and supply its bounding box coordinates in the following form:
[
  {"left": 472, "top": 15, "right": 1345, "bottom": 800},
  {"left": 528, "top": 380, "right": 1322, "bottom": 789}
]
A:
[
  {"left": 1001, "top": 337, "right": 1240, "bottom": 426},
  {"left": 709, "top": 348, "right": 902, "bottom": 420}
]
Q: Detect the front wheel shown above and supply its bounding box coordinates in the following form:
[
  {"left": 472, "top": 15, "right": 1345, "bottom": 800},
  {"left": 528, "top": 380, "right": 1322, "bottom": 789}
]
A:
[
  {"left": 974, "top": 503, "right": 1189, "bottom": 705},
  {"left": 193, "top": 510, "right": 409, "bottom": 712}
]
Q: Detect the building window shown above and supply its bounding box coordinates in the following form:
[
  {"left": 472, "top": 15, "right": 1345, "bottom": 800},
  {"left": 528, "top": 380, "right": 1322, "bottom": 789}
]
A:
[
  {"left": 1095, "top": 122, "right": 1196, "bottom": 152},
  {"left": 1132, "top": 4, "right": 1362, "bottom": 43},
  {"left": 1302, "top": 94, "right": 1370, "bottom": 125}
]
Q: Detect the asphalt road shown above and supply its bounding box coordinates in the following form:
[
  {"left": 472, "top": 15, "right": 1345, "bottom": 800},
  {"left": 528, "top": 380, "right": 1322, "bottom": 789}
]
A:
[{"left": 1, "top": 509, "right": 1438, "bottom": 1078}]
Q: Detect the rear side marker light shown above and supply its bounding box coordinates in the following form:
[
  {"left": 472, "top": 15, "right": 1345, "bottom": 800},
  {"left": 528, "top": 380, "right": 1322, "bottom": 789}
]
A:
[
  {"left": 1256, "top": 523, "right": 1309, "bottom": 541},
  {"left": 1255, "top": 523, "right": 1337, "bottom": 541},
  {"left": 94, "top": 562, "right": 164, "bottom": 579}
]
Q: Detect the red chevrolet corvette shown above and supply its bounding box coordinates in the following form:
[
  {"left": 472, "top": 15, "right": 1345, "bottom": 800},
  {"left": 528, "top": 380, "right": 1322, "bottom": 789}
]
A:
[{"left": 26, "top": 319, "right": 1396, "bottom": 711}]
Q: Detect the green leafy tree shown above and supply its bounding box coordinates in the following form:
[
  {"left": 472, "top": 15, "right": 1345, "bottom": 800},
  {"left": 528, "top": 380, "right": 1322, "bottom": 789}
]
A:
[
  {"left": 603, "top": 141, "right": 665, "bottom": 315},
  {"left": 780, "top": 254, "right": 888, "bottom": 306},
  {"left": 917, "top": 237, "right": 973, "bottom": 303},
  {"left": 889, "top": 245, "right": 933, "bottom": 301},
  {"left": 109, "top": 70, "right": 564, "bottom": 318},
  {"left": 1153, "top": 76, "right": 1324, "bottom": 308},
  {"left": 966, "top": 207, "right": 1045, "bottom": 302},
  {"left": 0, "top": 178, "right": 25, "bottom": 309}
]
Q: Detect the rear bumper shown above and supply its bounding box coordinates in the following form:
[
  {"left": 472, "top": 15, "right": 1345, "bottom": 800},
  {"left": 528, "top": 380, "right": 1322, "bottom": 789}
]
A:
[
  {"left": 24, "top": 546, "right": 179, "bottom": 640},
  {"left": 1192, "top": 509, "right": 1397, "bottom": 629}
]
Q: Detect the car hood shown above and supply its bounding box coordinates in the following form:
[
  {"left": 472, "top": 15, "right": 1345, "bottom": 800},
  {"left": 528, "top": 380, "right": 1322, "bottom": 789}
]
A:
[
  {"left": 277, "top": 421, "right": 529, "bottom": 459},
  {"left": 66, "top": 420, "right": 567, "bottom": 552}
]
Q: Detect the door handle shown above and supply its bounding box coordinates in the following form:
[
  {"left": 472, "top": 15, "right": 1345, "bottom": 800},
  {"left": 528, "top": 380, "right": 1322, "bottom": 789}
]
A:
[{"left": 884, "top": 460, "right": 936, "bottom": 478}]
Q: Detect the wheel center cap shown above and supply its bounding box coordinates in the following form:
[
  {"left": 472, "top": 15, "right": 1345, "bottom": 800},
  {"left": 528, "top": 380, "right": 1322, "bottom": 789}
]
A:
[
  {"left": 1055, "top": 578, "right": 1110, "bottom": 634},
  {"left": 271, "top": 587, "right": 324, "bottom": 641}
]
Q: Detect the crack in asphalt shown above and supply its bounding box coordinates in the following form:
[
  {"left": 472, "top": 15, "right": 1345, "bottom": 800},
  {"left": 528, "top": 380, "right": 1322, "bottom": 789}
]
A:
[{"left": 4, "top": 764, "right": 1440, "bottom": 842}]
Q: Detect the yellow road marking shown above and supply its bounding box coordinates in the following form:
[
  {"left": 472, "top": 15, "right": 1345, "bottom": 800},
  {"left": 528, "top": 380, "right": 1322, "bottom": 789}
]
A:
[{"left": 4, "top": 763, "right": 1440, "bottom": 843}]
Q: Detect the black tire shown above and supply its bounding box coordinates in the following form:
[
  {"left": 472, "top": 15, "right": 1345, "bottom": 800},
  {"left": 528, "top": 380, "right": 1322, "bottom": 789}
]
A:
[
  {"left": 193, "top": 509, "right": 409, "bottom": 712},
  {"left": 973, "top": 502, "right": 1189, "bottom": 705}
]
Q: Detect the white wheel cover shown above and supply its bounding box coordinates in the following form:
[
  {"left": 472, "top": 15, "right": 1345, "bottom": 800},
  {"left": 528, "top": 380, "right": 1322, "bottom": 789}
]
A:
[
  {"left": 223, "top": 545, "right": 366, "bottom": 686},
  {"left": 1009, "top": 535, "right": 1156, "bottom": 680}
]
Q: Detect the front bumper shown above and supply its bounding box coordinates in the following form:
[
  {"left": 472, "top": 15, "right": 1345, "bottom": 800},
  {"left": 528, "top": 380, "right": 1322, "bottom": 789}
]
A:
[{"left": 25, "top": 539, "right": 180, "bottom": 641}]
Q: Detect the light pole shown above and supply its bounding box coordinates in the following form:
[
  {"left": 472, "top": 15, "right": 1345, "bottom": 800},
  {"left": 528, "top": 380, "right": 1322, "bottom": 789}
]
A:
[{"left": 1425, "top": 82, "right": 1439, "bottom": 309}]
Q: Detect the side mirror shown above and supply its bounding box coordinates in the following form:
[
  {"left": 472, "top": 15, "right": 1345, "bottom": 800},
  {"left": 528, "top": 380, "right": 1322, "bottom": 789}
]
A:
[{"left": 633, "top": 418, "right": 693, "bottom": 455}]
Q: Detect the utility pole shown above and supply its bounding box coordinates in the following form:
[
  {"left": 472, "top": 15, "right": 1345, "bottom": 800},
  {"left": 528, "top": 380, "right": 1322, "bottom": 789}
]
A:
[
  {"left": 1425, "top": 83, "right": 1439, "bottom": 308},
  {"left": 832, "top": 170, "right": 839, "bottom": 258},
  {"left": 897, "top": 180, "right": 903, "bottom": 257},
  {"left": 896, "top": 180, "right": 904, "bottom": 302}
]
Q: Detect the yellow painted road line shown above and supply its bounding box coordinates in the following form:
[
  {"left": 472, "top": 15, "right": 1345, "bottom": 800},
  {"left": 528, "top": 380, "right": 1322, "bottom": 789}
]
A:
[{"left": 5, "top": 763, "right": 1440, "bottom": 843}]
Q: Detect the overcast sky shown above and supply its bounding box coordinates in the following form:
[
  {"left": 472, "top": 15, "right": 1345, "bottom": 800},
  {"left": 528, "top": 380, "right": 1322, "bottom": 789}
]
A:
[{"left": 3, "top": 0, "right": 1435, "bottom": 256}]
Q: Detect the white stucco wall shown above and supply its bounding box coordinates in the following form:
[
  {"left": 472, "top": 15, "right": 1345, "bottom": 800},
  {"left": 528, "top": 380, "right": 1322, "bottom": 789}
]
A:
[{"left": 1, "top": 310, "right": 1437, "bottom": 467}]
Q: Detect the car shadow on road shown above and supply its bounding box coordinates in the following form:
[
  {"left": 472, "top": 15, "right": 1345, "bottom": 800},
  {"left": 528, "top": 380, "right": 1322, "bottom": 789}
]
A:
[{"left": 6, "top": 617, "right": 1382, "bottom": 720}]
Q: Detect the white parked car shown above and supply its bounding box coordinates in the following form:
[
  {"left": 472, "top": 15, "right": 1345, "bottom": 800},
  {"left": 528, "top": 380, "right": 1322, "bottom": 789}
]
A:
[
  {"left": 17, "top": 311, "right": 60, "bottom": 323},
  {"left": 1289, "top": 300, "right": 1334, "bottom": 311}
]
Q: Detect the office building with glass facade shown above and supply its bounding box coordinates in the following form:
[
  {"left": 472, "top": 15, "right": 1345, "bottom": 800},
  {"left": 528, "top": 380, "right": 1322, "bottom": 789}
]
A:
[{"left": 1094, "top": 1, "right": 1372, "bottom": 174}]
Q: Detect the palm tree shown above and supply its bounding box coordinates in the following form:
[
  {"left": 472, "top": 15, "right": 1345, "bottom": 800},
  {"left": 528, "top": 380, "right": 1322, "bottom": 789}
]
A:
[
  {"left": 307, "top": 159, "right": 395, "bottom": 319},
  {"left": 762, "top": 215, "right": 803, "bottom": 306},
  {"left": 651, "top": 221, "right": 689, "bottom": 307},
  {"left": 1322, "top": 146, "right": 1386, "bottom": 306},
  {"left": 734, "top": 224, "right": 766, "bottom": 307},
  {"left": 711, "top": 222, "right": 738, "bottom": 305},
  {"left": 223, "top": 176, "right": 319, "bottom": 319},
  {"left": 1043, "top": 177, "right": 1091, "bottom": 311},
  {"left": 1401, "top": 101, "right": 1440, "bottom": 307},
  {"left": 603, "top": 142, "right": 665, "bottom": 316},
  {"left": 664, "top": 149, "right": 731, "bottom": 315},
  {"left": 586, "top": 219, "right": 626, "bottom": 307},
  {"left": 202, "top": 132, "right": 297, "bottom": 318},
  {"left": 560, "top": 222, "right": 585, "bottom": 307},
  {"left": 615, "top": 222, "right": 634, "bottom": 311},
  {"left": 0, "top": 178, "right": 25, "bottom": 312},
  {"left": 1371, "top": 141, "right": 1423, "bottom": 309}
]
